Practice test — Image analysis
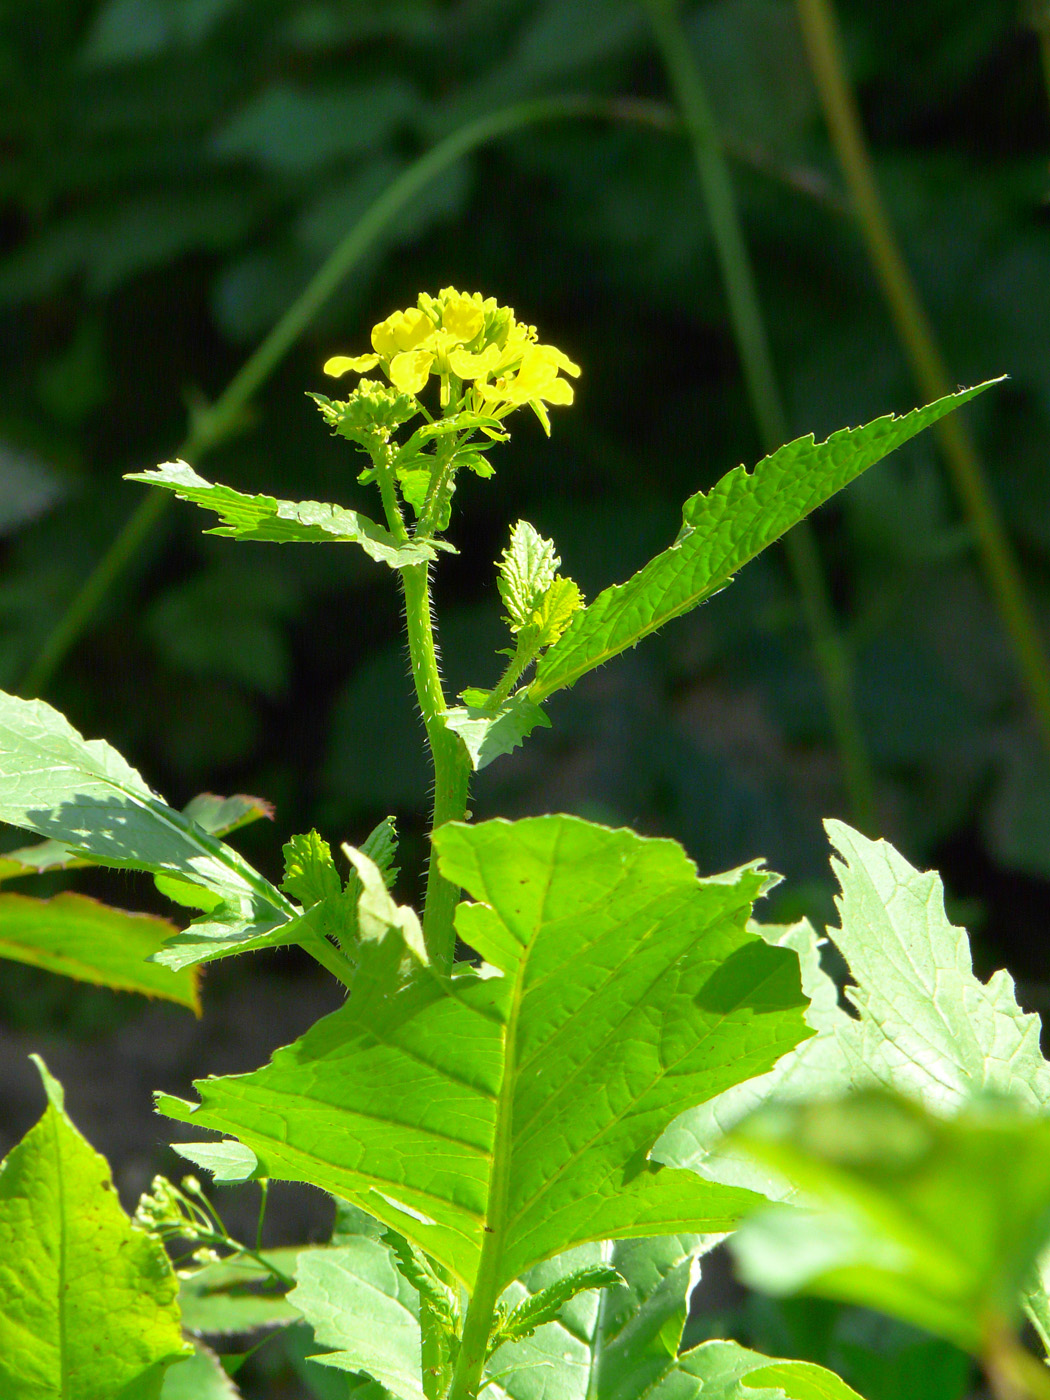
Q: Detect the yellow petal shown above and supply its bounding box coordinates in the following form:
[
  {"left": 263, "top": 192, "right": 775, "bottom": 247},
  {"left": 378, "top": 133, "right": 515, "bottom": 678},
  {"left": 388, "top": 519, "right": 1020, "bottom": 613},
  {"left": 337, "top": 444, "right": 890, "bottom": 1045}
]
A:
[
  {"left": 539, "top": 376, "right": 574, "bottom": 405},
  {"left": 441, "top": 296, "right": 485, "bottom": 344},
  {"left": 323, "top": 354, "right": 379, "bottom": 378},
  {"left": 448, "top": 343, "right": 501, "bottom": 380},
  {"left": 371, "top": 307, "right": 434, "bottom": 357},
  {"left": 388, "top": 349, "right": 434, "bottom": 395},
  {"left": 542, "top": 345, "right": 581, "bottom": 377}
]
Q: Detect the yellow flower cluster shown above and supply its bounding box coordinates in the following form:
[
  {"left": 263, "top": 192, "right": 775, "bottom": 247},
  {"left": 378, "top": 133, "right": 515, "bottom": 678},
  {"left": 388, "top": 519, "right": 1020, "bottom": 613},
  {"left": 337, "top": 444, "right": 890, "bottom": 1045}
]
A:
[{"left": 323, "top": 288, "right": 579, "bottom": 433}]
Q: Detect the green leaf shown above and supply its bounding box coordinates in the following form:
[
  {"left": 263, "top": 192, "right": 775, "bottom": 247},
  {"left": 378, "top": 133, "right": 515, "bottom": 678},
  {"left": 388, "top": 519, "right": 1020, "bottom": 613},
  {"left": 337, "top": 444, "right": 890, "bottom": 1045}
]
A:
[
  {"left": 498, "top": 521, "right": 560, "bottom": 630},
  {"left": 0, "top": 691, "right": 298, "bottom": 968},
  {"left": 657, "top": 1339, "right": 867, "bottom": 1400},
  {"left": 519, "top": 575, "right": 583, "bottom": 651},
  {"left": 490, "top": 1263, "right": 624, "bottom": 1353},
  {"left": 443, "top": 693, "right": 551, "bottom": 771},
  {"left": 125, "top": 461, "right": 444, "bottom": 567},
  {"left": 170, "top": 1139, "right": 260, "bottom": 1183},
  {"left": 177, "top": 1249, "right": 303, "bottom": 1335},
  {"left": 157, "top": 815, "right": 811, "bottom": 1291},
  {"left": 283, "top": 831, "right": 343, "bottom": 908},
  {"left": 486, "top": 1234, "right": 706, "bottom": 1400},
  {"left": 288, "top": 1239, "right": 426, "bottom": 1400},
  {"left": 530, "top": 382, "right": 1001, "bottom": 701},
  {"left": 0, "top": 890, "right": 200, "bottom": 1011},
  {"left": 160, "top": 1342, "right": 242, "bottom": 1400},
  {"left": 657, "top": 819, "right": 1050, "bottom": 1198},
  {"left": 0, "top": 1056, "right": 190, "bottom": 1398},
  {"left": 358, "top": 816, "right": 399, "bottom": 889},
  {"left": 182, "top": 792, "right": 275, "bottom": 837},
  {"left": 728, "top": 1091, "right": 1050, "bottom": 1355}
]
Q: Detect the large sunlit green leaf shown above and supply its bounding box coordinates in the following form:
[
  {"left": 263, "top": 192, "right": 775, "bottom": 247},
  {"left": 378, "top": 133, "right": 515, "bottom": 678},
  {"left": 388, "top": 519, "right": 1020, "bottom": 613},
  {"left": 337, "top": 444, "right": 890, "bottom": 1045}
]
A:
[
  {"left": 530, "top": 383, "right": 1000, "bottom": 701},
  {"left": 657, "top": 819, "right": 1050, "bottom": 1198},
  {"left": 0, "top": 890, "right": 199, "bottom": 1010},
  {"left": 728, "top": 1091, "right": 1050, "bottom": 1356},
  {"left": 0, "top": 691, "right": 299, "bottom": 966},
  {"left": 158, "top": 815, "right": 811, "bottom": 1291},
  {"left": 0, "top": 1057, "right": 190, "bottom": 1399},
  {"left": 126, "top": 461, "right": 443, "bottom": 567}
]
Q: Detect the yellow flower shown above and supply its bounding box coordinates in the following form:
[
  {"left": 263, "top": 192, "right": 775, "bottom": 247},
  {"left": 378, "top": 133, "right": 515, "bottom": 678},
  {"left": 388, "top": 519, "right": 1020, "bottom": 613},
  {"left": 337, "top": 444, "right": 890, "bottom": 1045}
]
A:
[
  {"left": 321, "top": 289, "right": 579, "bottom": 428},
  {"left": 440, "top": 293, "right": 486, "bottom": 345},
  {"left": 477, "top": 344, "right": 581, "bottom": 432}
]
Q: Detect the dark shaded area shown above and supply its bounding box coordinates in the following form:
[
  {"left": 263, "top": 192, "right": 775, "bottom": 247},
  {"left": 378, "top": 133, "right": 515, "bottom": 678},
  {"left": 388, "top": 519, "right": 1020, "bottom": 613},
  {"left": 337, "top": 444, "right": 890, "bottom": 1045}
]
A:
[{"left": 0, "top": 1, "right": 1046, "bottom": 1393}]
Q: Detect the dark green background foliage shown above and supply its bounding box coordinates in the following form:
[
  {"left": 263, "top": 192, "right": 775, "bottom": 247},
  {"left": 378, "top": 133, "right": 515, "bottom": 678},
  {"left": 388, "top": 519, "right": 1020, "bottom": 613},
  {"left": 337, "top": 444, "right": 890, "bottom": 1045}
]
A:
[{"left": 0, "top": 2, "right": 1045, "bottom": 1393}]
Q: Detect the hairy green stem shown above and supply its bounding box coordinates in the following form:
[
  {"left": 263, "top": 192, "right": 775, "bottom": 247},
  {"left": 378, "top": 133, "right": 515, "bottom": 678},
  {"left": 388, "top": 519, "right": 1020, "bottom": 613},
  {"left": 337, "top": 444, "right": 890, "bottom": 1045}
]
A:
[
  {"left": 18, "top": 95, "right": 665, "bottom": 701},
  {"left": 646, "top": 0, "right": 878, "bottom": 831},
  {"left": 401, "top": 562, "right": 472, "bottom": 976},
  {"left": 796, "top": 0, "right": 1050, "bottom": 757}
]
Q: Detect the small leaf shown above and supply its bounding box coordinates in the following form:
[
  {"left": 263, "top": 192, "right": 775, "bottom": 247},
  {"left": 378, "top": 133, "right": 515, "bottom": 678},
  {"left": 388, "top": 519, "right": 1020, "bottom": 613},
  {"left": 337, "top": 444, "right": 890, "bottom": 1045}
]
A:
[
  {"left": 341, "top": 844, "right": 425, "bottom": 963},
  {"left": 160, "top": 1342, "right": 243, "bottom": 1399},
  {"left": 498, "top": 521, "right": 559, "bottom": 630},
  {"left": 443, "top": 692, "right": 551, "bottom": 771},
  {"left": 0, "top": 1057, "right": 190, "bottom": 1397},
  {"left": 171, "top": 1140, "right": 260, "bottom": 1183},
  {"left": 490, "top": 1263, "right": 624, "bottom": 1354},
  {"left": 126, "top": 461, "right": 445, "bottom": 567},
  {"left": 178, "top": 1250, "right": 303, "bottom": 1336},
  {"left": 531, "top": 382, "right": 1002, "bottom": 700},
  {"left": 358, "top": 816, "right": 399, "bottom": 889},
  {"left": 728, "top": 1090, "right": 1050, "bottom": 1354},
  {"left": 0, "top": 890, "right": 200, "bottom": 1011},
  {"left": 519, "top": 575, "right": 583, "bottom": 651},
  {"left": 288, "top": 1239, "right": 426, "bottom": 1400},
  {"left": 659, "top": 1339, "right": 867, "bottom": 1400},
  {"left": 282, "top": 830, "right": 342, "bottom": 908},
  {"left": 182, "top": 792, "right": 275, "bottom": 837}
]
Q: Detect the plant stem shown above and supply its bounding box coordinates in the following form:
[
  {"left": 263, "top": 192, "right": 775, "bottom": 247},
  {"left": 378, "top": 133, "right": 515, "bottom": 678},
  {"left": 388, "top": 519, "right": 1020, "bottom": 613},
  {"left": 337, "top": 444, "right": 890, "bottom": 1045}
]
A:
[
  {"left": 796, "top": 0, "right": 1050, "bottom": 757},
  {"left": 401, "top": 562, "right": 472, "bottom": 977},
  {"left": 446, "top": 954, "right": 521, "bottom": 1400},
  {"left": 18, "top": 95, "right": 662, "bottom": 701},
  {"left": 645, "top": 0, "right": 878, "bottom": 832},
  {"left": 985, "top": 1324, "right": 1050, "bottom": 1400}
]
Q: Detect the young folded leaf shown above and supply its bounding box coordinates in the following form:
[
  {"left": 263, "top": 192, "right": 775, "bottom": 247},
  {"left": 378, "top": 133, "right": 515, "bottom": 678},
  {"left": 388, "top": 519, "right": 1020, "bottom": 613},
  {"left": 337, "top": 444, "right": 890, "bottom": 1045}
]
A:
[
  {"left": 156, "top": 815, "right": 811, "bottom": 1294},
  {"left": 125, "top": 460, "right": 448, "bottom": 567},
  {"left": 0, "top": 1057, "right": 191, "bottom": 1397},
  {"left": 530, "top": 381, "right": 1001, "bottom": 701}
]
